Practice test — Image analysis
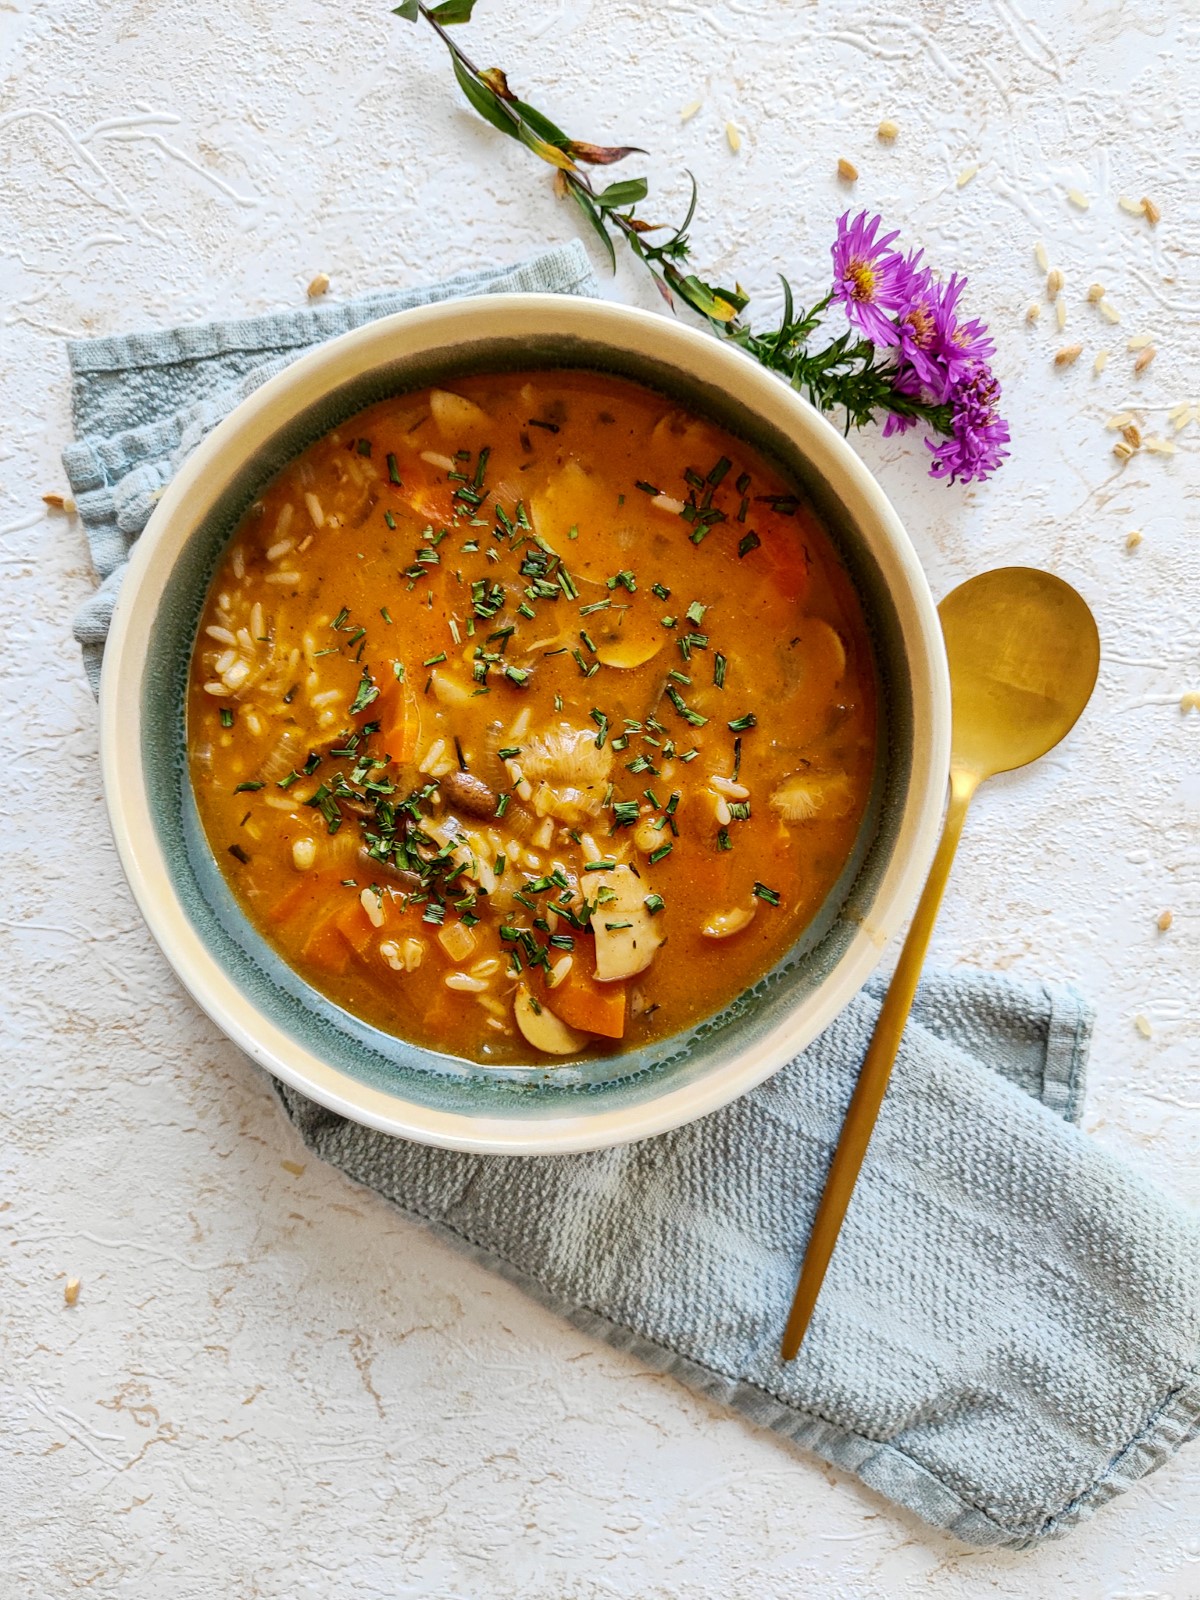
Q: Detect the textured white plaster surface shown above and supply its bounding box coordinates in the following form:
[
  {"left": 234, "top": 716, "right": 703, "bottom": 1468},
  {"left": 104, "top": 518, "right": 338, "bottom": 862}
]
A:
[{"left": 1, "top": 0, "right": 1197, "bottom": 1594}]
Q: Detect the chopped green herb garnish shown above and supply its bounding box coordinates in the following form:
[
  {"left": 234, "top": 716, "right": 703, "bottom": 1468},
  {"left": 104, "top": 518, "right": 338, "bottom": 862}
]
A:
[
  {"left": 578, "top": 598, "right": 611, "bottom": 616},
  {"left": 590, "top": 708, "right": 609, "bottom": 749},
  {"left": 666, "top": 685, "right": 707, "bottom": 727},
  {"left": 583, "top": 859, "right": 616, "bottom": 873},
  {"left": 727, "top": 712, "right": 757, "bottom": 731},
  {"left": 685, "top": 601, "right": 707, "bottom": 626},
  {"left": 707, "top": 455, "right": 732, "bottom": 486},
  {"left": 611, "top": 800, "right": 640, "bottom": 830},
  {"left": 738, "top": 530, "right": 761, "bottom": 558},
  {"left": 634, "top": 480, "right": 661, "bottom": 496},
  {"left": 607, "top": 569, "right": 637, "bottom": 592},
  {"left": 331, "top": 607, "right": 350, "bottom": 631},
  {"left": 228, "top": 843, "right": 250, "bottom": 864},
  {"left": 497, "top": 746, "right": 520, "bottom": 761},
  {"left": 387, "top": 453, "right": 402, "bottom": 485},
  {"left": 643, "top": 893, "right": 665, "bottom": 915},
  {"left": 753, "top": 883, "right": 781, "bottom": 906},
  {"left": 648, "top": 841, "right": 673, "bottom": 865},
  {"left": 717, "top": 828, "right": 732, "bottom": 851},
  {"left": 233, "top": 781, "right": 264, "bottom": 793},
  {"left": 384, "top": 510, "right": 397, "bottom": 530},
  {"left": 219, "top": 707, "right": 234, "bottom": 728},
  {"left": 277, "top": 771, "right": 300, "bottom": 791},
  {"left": 650, "top": 582, "right": 670, "bottom": 601},
  {"left": 713, "top": 653, "right": 727, "bottom": 688},
  {"left": 422, "top": 652, "right": 447, "bottom": 667}
]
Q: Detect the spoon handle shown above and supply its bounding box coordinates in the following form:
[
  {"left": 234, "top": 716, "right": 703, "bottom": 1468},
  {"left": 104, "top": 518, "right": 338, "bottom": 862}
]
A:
[{"left": 780, "top": 770, "right": 977, "bottom": 1362}]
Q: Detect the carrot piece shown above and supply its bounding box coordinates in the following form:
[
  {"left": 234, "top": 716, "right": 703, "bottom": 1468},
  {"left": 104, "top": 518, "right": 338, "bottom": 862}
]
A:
[
  {"left": 334, "top": 895, "right": 380, "bottom": 960},
  {"left": 300, "top": 914, "right": 352, "bottom": 975},
  {"left": 373, "top": 673, "right": 422, "bottom": 763},
  {"left": 538, "top": 962, "right": 627, "bottom": 1039},
  {"left": 265, "top": 870, "right": 342, "bottom": 927}
]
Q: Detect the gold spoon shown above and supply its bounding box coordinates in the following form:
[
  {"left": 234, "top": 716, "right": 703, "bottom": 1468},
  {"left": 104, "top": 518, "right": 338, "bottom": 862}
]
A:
[{"left": 780, "top": 566, "right": 1100, "bottom": 1363}]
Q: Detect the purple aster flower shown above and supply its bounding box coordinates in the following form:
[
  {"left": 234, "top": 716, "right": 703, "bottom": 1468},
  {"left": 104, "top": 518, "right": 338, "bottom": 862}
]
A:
[
  {"left": 830, "top": 211, "right": 914, "bottom": 346},
  {"left": 926, "top": 363, "right": 1011, "bottom": 484}
]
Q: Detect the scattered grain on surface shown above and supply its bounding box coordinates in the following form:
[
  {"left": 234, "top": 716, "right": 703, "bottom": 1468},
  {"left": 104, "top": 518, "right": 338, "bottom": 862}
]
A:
[
  {"left": 725, "top": 122, "right": 742, "bottom": 153},
  {"left": 1105, "top": 413, "right": 1135, "bottom": 430},
  {"left": 837, "top": 157, "right": 858, "bottom": 181},
  {"left": 1134, "top": 1014, "right": 1153, "bottom": 1039},
  {"left": 1156, "top": 909, "right": 1173, "bottom": 932},
  {"left": 1127, "top": 334, "right": 1153, "bottom": 351},
  {"left": 1025, "top": 303, "right": 1040, "bottom": 324},
  {"left": 1133, "top": 346, "right": 1156, "bottom": 374},
  {"left": 679, "top": 98, "right": 702, "bottom": 122},
  {"left": 42, "top": 492, "right": 75, "bottom": 513},
  {"left": 1118, "top": 195, "right": 1144, "bottom": 216},
  {"left": 1099, "top": 299, "right": 1120, "bottom": 324},
  {"left": 1144, "top": 437, "right": 1176, "bottom": 456},
  {"left": 1125, "top": 530, "right": 1143, "bottom": 551},
  {"left": 64, "top": 1278, "right": 81, "bottom": 1307},
  {"left": 1112, "top": 439, "right": 1135, "bottom": 461},
  {"left": 1056, "top": 299, "right": 1067, "bottom": 331},
  {"left": 877, "top": 119, "right": 899, "bottom": 142},
  {"left": 1140, "top": 196, "right": 1161, "bottom": 225},
  {"left": 1066, "top": 187, "right": 1089, "bottom": 210},
  {"left": 1046, "top": 268, "right": 1063, "bottom": 298},
  {"left": 1086, "top": 283, "right": 1105, "bottom": 303},
  {"left": 281, "top": 1159, "right": 306, "bottom": 1175},
  {"left": 1054, "top": 344, "right": 1082, "bottom": 366},
  {"left": 1034, "top": 240, "right": 1049, "bottom": 272},
  {"left": 1093, "top": 350, "right": 1110, "bottom": 374},
  {"left": 306, "top": 272, "right": 330, "bottom": 298},
  {"left": 956, "top": 162, "right": 979, "bottom": 188}
]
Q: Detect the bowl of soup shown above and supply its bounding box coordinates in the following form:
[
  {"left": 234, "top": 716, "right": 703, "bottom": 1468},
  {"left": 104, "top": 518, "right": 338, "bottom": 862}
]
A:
[{"left": 100, "top": 293, "right": 950, "bottom": 1153}]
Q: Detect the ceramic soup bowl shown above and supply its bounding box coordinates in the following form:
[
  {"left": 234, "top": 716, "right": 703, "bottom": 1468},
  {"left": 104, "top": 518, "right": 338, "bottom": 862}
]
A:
[{"left": 101, "top": 294, "right": 950, "bottom": 1153}]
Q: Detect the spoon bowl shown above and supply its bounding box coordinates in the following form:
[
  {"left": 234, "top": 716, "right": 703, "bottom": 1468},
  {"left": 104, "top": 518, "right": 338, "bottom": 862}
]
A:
[{"left": 942, "top": 566, "right": 1100, "bottom": 782}]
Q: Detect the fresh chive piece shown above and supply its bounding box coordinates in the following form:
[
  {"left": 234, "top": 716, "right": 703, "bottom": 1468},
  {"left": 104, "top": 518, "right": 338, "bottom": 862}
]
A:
[
  {"left": 643, "top": 893, "right": 665, "bottom": 915},
  {"left": 707, "top": 455, "right": 732, "bottom": 486},
  {"left": 393, "top": 661, "right": 406, "bottom": 682},
  {"left": 738, "top": 530, "right": 761, "bottom": 558},
  {"left": 277, "top": 771, "right": 300, "bottom": 791},
  {"left": 685, "top": 601, "right": 707, "bottom": 625},
  {"left": 233, "top": 781, "right": 264, "bottom": 794},
  {"left": 503, "top": 664, "right": 530, "bottom": 686},
  {"left": 527, "top": 417, "right": 560, "bottom": 433},
  {"left": 728, "top": 801, "right": 751, "bottom": 821},
  {"left": 590, "top": 708, "right": 609, "bottom": 749},
  {"left": 331, "top": 606, "right": 350, "bottom": 631},
  {"left": 665, "top": 792, "right": 680, "bottom": 815},
  {"left": 494, "top": 854, "right": 506, "bottom": 877},
  {"left": 648, "top": 841, "right": 673, "bottom": 865},
  {"left": 580, "top": 630, "right": 597, "bottom": 654},
  {"left": 611, "top": 800, "right": 640, "bottom": 830},
  {"left": 422, "top": 652, "right": 447, "bottom": 667},
  {"left": 735, "top": 472, "right": 751, "bottom": 494},
  {"left": 666, "top": 685, "right": 707, "bottom": 727},
  {"left": 727, "top": 712, "right": 757, "bottom": 731},
  {"left": 380, "top": 606, "right": 393, "bottom": 624},
  {"left": 303, "top": 752, "right": 322, "bottom": 776},
  {"left": 517, "top": 601, "right": 535, "bottom": 620},
  {"left": 549, "top": 932, "right": 575, "bottom": 950},
  {"left": 357, "top": 438, "right": 372, "bottom": 457},
  {"left": 349, "top": 672, "right": 379, "bottom": 715},
  {"left": 643, "top": 787, "right": 661, "bottom": 809},
  {"left": 497, "top": 746, "right": 520, "bottom": 761},
  {"left": 650, "top": 582, "right": 670, "bottom": 601},
  {"left": 717, "top": 828, "right": 732, "bottom": 851},
  {"left": 384, "top": 510, "right": 397, "bottom": 530},
  {"left": 661, "top": 616, "right": 677, "bottom": 629},
  {"left": 495, "top": 793, "right": 510, "bottom": 818},
  {"left": 219, "top": 707, "right": 234, "bottom": 728},
  {"left": 732, "top": 736, "right": 742, "bottom": 780},
  {"left": 228, "top": 843, "right": 250, "bottom": 864},
  {"left": 667, "top": 669, "right": 691, "bottom": 686},
  {"left": 558, "top": 568, "right": 579, "bottom": 600},
  {"left": 713, "top": 653, "right": 727, "bottom": 688},
  {"left": 753, "top": 883, "right": 781, "bottom": 906},
  {"left": 583, "top": 859, "right": 616, "bottom": 873},
  {"left": 387, "top": 453, "right": 402, "bottom": 485},
  {"left": 634, "top": 480, "right": 661, "bottom": 496},
  {"left": 578, "top": 598, "right": 611, "bottom": 616}
]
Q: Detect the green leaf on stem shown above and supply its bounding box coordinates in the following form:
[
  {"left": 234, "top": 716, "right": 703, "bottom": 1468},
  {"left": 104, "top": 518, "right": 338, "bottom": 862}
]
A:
[
  {"left": 596, "top": 176, "right": 649, "bottom": 208},
  {"left": 392, "top": 0, "right": 420, "bottom": 18},
  {"left": 451, "top": 53, "right": 520, "bottom": 137},
  {"left": 568, "top": 181, "right": 617, "bottom": 270},
  {"left": 429, "top": 0, "right": 480, "bottom": 22}
]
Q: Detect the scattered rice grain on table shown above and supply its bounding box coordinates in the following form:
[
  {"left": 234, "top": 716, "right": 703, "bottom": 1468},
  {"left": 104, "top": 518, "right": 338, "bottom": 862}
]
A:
[
  {"left": 1134, "top": 346, "right": 1156, "bottom": 373},
  {"left": 1054, "top": 344, "right": 1082, "bottom": 366},
  {"left": 1157, "top": 910, "right": 1173, "bottom": 932},
  {"left": 956, "top": 163, "right": 979, "bottom": 188},
  {"left": 837, "top": 157, "right": 858, "bottom": 181},
  {"left": 877, "top": 119, "right": 899, "bottom": 142},
  {"left": 306, "top": 272, "right": 330, "bottom": 298}
]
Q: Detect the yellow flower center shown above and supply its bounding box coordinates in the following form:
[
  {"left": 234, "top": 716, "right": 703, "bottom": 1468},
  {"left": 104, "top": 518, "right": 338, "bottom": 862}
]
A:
[
  {"left": 904, "top": 303, "right": 934, "bottom": 346},
  {"left": 846, "top": 258, "right": 877, "bottom": 302}
]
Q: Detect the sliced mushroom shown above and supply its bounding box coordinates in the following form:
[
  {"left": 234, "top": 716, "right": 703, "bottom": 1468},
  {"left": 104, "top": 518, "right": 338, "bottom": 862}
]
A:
[
  {"left": 591, "top": 607, "right": 665, "bottom": 671},
  {"left": 429, "top": 388, "right": 490, "bottom": 439},
  {"left": 702, "top": 903, "right": 757, "bottom": 940},
  {"left": 590, "top": 864, "right": 664, "bottom": 982},
  {"left": 438, "top": 769, "right": 498, "bottom": 820},
  {"left": 769, "top": 769, "right": 855, "bottom": 823},
  {"left": 514, "top": 985, "right": 589, "bottom": 1057}
]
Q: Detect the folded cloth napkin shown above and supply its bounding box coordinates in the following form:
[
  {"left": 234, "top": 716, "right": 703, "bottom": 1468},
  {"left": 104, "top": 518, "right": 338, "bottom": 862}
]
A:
[{"left": 63, "top": 242, "right": 1200, "bottom": 1550}]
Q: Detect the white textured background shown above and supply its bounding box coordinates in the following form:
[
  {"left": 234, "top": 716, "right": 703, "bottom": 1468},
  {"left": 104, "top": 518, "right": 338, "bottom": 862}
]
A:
[{"left": 2, "top": 0, "right": 1197, "bottom": 1594}]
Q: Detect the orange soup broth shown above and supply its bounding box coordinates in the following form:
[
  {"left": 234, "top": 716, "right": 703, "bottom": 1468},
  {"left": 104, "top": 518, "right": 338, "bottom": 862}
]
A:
[{"left": 187, "top": 370, "right": 877, "bottom": 1065}]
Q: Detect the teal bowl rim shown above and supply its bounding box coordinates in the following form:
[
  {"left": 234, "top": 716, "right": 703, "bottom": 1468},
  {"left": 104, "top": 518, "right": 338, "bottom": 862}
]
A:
[{"left": 99, "top": 294, "right": 950, "bottom": 1153}]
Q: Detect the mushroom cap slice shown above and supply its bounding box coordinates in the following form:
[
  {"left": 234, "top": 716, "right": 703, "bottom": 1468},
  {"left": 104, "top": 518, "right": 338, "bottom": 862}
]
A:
[
  {"left": 514, "top": 985, "right": 589, "bottom": 1056},
  {"left": 429, "top": 388, "right": 491, "bottom": 440},
  {"left": 590, "top": 864, "right": 664, "bottom": 982}
]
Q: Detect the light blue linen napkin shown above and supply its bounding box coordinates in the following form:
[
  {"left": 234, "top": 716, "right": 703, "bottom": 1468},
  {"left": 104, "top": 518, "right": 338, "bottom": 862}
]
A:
[{"left": 62, "top": 242, "right": 1200, "bottom": 1549}]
